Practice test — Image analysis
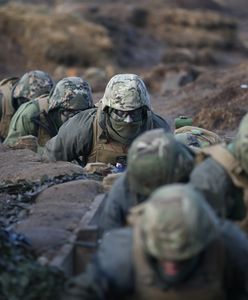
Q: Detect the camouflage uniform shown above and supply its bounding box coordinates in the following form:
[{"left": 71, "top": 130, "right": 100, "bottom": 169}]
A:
[
  {"left": 62, "top": 184, "right": 248, "bottom": 300},
  {"left": 4, "top": 77, "right": 93, "bottom": 150},
  {"left": 42, "top": 74, "right": 170, "bottom": 165},
  {"left": 100, "top": 129, "right": 195, "bottom": 232},
  {"left": 0, "top": 70, "right": 54, "bottom": 141},
  {"left": 174, "top": 125, "right": 222, "bottom": 152},
  {"left": 189, "top": 114, "right": 248, "bottom": 221}
]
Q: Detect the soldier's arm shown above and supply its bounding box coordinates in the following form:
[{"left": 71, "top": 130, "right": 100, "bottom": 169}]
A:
[
  {"left": 42, "top": 109, "right": 95, "bottom": 162},
  {"left": 4, "top": 102, "right": 38, "bottom": 146},
  {"left": 62, "top": 228, "right": 134, "bottom": 300},
  {"left": 151, "top": 112, "right": 171, "bottom": 132},
  {"left": 100, "top": 173, "right": 130, "bottom": 233}
]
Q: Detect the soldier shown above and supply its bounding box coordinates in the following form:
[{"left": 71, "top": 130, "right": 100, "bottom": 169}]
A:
[
  {"left": 62, "top": 184, "right": 248, "bottom": 300},
  {"left": 189, "top": 113, "right": 248, "bottom": 223},
  {"left": 101, "top": 128, "right": 195, "bottom": 232},
  {"left": 42, "top": 74, "right": 171, "bottom": 165},
  {"left": 4, "top": 77, "right": 94, "bottom": 151},
  {"left": 0, "top": 70, "right": 54, "bottom": 141}
]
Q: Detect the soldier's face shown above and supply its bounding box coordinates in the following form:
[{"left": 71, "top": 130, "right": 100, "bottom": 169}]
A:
[
  {"left": 159, "top": 257, "right": 196, "bottom": 278},
  {"left": 60, "top": 109, "right": 81, "bottom": 123},
  {"left": 160, "top": 261, "right": 181, "bottom": 276},
  {"left": 109, "top": 108, "right": 144, "bottom": 123}
]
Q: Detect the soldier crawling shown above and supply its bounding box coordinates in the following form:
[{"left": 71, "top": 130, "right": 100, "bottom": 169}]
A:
[
  {"left": 100, "top": 128, "right": 195, "bottom": 232},
  {"left": 62, "top": 184, "right": 248, "bottom": 300},
  {"left": 0, "top": 70, "right": 54, "bottom": 141},
  {"left": 4, "top": 77, "right": 94, "bottom": 151},
  {"left": 42, "top": 73, "right": 171, "bottom": 165}
]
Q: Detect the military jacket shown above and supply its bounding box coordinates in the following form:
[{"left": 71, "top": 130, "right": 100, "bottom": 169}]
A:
[
  {"left": 42, "top": 106, "right": 171, "bottom": 164},
  {"left": 4, "top": 95, "right": 56, "bottom": 148},
  {"left": 100, "top": 173, "right": 142, "bottom": 232},
  {"left": 190, "top": 146, "right": 246, "bottom": 221},
  {"left": 62, "top": 221, "right": 248, "bottom": 300}
]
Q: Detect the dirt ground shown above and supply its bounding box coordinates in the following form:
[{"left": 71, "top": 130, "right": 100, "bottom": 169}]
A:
[
  {"left": 1, "top": 0, "right": 248, "bottom": 133},
  {"left": 1, "top": 0, "right": 248, "bottom": 282}
]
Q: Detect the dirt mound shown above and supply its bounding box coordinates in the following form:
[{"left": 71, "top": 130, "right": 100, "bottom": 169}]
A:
[
  {"left": 0, "top": 3, "right": 113, "bottom": 75},
  {"left": 147, "top": 62, "right": 248, "bottom": 136},
  {"left": 15, "top": 179, "right": 103, "bottom": 259},
  {"left": 1, "top": 1, "right": 247, "bottom": 78},
  {"left": 143, "top": 63, "right": 201, "bottom": 93},
  {"left": 0, "top": 146, "right": 84, "bottom": 183},
  {"left": 147, "top": 8, "right": 238, "bottom": 50},
  {"left": 53, "top": 1, "right": 247, "bottom": 74}
]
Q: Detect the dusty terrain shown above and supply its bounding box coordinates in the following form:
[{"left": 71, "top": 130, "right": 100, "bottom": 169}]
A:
[
  {"left": 1, "top": 0, "right": 248, "bottom": 133},
  {"left": 1, "top": 1, "right": 248, "bottom": 294}
]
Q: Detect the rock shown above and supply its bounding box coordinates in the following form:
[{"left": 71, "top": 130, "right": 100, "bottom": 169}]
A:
[
  {"left": 143, "top": 63, "right": 200, "bottom": 93},
  {"left": 7, "top": 135, "right": 39, "bottom": 152},
  {"left": 14, "top": 179, "right": 103, "bottom": 259},
  {"left": 0, "top": 147, "right": 84, "bottom": 183}
]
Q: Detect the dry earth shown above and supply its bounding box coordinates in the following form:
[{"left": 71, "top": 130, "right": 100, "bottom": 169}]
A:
[
  {"left": 1, "top": 0, "right": 248, "bottom": 131},
  {"left": 1, "top": 0, "right": 248, "bottom": 274}
]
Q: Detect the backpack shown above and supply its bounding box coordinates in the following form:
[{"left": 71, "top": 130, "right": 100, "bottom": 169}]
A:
[{"left": 174, "top": 125, "right": 222, "bottom": 149}]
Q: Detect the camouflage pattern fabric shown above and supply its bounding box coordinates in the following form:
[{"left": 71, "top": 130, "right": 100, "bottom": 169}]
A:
[
  {"left": 4, "top": 101, "right": 41, "bottom": 146},
  {"left": 140, "top": 184, "right": 219, "bottom": 260},
  {"left": 174, "top": 126, "right": 222, "bottom": 150},
  {"left": 233, "top": 113, "right": 248, "bottom": 174},
  {"left": 13, "top": 70, "right": 54, "bottom": 101},
  {"left": 48, "top": 77, "right": 93, "bottom": 111},
  {"left": 42, "top": 106, "right": 170, "bottom": 163},
  {"left": 127, "top": 129, "right": 195, "bottom": 196},
  {"left": 101, "top": 74, "right": 151, "bottom": 111},
  {"left": 4, "top": 77, "right": 94, "bottom": 147},
  {"left": 0, "top": 227, "right": 65, "bottom": 300}
]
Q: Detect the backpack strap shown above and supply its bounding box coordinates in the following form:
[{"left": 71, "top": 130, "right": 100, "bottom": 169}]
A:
[
  {"left": 201, "top": 145, "right": 248, "bottom": 189},
  {"left": 0, "top": 77, "right": 19, "bottom": 88}
]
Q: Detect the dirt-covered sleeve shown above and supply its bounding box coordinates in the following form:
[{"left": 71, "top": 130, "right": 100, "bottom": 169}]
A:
[
  {"left": 42, "top": 109, "right": 96, "bottom": 162},
  {"left": 4, "top": 102, "right": 38, "bottom": 146}
]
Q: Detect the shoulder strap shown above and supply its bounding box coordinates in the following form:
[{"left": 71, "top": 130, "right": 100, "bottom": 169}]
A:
[
  {"left": 201, "top": 145, "right": 239, "bottom": 173},
  {"left": 0, "top": 77, "right": 19, "bottom": 87},
  {"left": 201, "top": 145, "right": 248, "bottom": 189},
  {"left": 37, "top": 95, "right": 49, "bottom": 112}
]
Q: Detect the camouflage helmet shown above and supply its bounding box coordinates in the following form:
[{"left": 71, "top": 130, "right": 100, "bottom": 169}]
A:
[
  {"left": 101, "top": 74, "right": 151, "bottom": 111},
  {"left": 13, "top": 70, "right": 54, "bottom": 101},
  {"left": 233, "top": 113, "right": 248, "bottom": 174},
  {"left": 140, "top": 184, "right": 219, "bottom": 261},
  {"left": 48, "top": 77, "right": 93, "bottom": 111},
  {"left": 127, "top": 129, "right": 194, "bottom": 196}
]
